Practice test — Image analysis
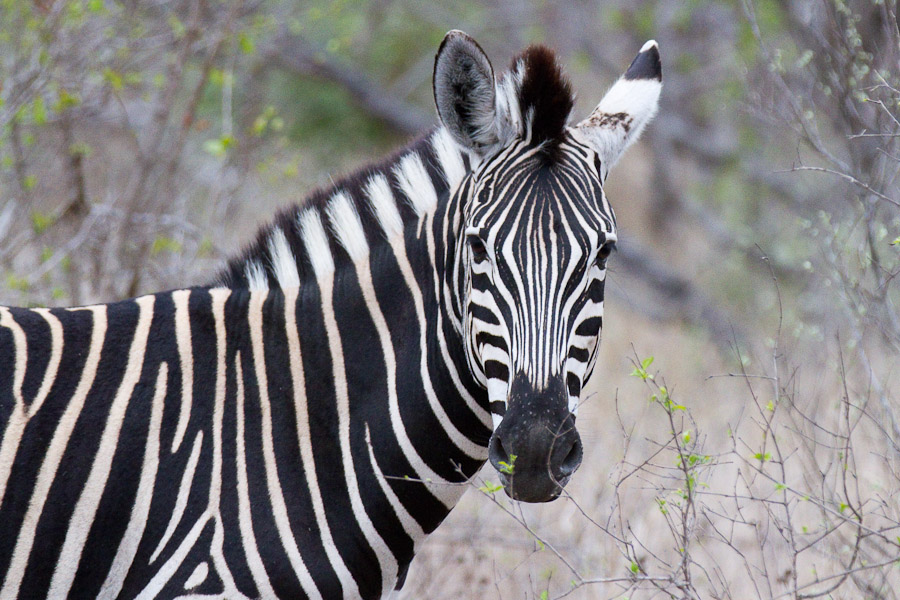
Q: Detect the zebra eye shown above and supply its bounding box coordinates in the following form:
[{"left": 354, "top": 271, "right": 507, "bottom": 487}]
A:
[
  {"left": 597, "top": 242, "right": 616, "bottom": 264},
  {"left": 468, "top": 235, "right": 489, "bottom": 261}
]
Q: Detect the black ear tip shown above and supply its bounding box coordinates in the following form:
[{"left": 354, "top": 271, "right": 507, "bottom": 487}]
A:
[{"left": 623, "top": 40, "right": 661, "bottom": 81}]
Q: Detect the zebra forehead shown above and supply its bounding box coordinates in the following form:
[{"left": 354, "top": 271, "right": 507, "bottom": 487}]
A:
[{"left": 472, "top": 160, "right": 613, "bottom": 238}]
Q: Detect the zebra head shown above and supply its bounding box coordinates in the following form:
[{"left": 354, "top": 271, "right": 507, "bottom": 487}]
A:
[{"left": 435, "top": 32, "right": 661, "bottom": 502}]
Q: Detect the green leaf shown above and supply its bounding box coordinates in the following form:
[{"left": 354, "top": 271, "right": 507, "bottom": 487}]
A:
[
  {"left": 203, "top": 135, "right": 236, "bottom": 158},
  {"left": 540, "top": 591, "right": 549, "bottom": 600},
  {"left": 6, "top": 274, "right": 29, "bottom": 292},
  {"left": 753, "top": 452, "right": 772, "bottom": 462},
  {"left": 497, "top": 453, "right": 517, "bottom": 474},
  {"left": 103, "top": 68, "right": 123, "bottom": 92},
  {"left": 238, "top": 32, "right": 255, "bottom": 54},
  {"left": 69, "top": 142, "right": 92, "bottom": 157},
  {"left": 55, "top": 89, "right": 81, "bottom": 112},
  {"left": 168, "top": 13, "right": 186, "bottom": 38},
  {"left": 151, "top": 236, "right": 182, "bottom": 256},
  {"left": 630, "top": 561, "right": 640, "bottom": 574},
  {"left": 31, "top": 211, "right": 53, "bottom": 233},
  {"left": 479, "top": 481, "right": 504, "bottom": 493},
  {"left": 32, "top": 96, "right": 46, "bottom": 125}
]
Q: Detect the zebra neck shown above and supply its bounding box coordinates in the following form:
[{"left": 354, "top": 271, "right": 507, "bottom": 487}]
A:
[
  {"left": 209, "top": 121, "right": 492, "bottom": 445},
  {"left": 214, "top": 127, "right": 472, "bottom": 295}
]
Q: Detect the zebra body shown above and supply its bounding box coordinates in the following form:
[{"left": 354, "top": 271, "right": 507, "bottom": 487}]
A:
[{"left": 0, "top": 32, "right": 661, "bottom": 599}]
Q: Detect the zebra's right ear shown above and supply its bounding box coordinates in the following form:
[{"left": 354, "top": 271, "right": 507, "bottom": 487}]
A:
[
  {"left": 575, "top": 40, "right": 662, "bottom": 177},
  {"left": 433, "top": 30, "right": 503, "bottom": 155}
]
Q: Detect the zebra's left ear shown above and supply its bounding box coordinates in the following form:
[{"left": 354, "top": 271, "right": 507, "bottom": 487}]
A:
[
  {"left": 434, "top": 30, "right": 508, "bottom": 156},
  {"left": 575, "top": 40, "right": 662, "bottom": 176}
]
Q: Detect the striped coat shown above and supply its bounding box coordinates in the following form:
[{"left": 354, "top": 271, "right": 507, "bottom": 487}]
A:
[{"left": 0, "top": 31, "right": 661, "bottom": 599}]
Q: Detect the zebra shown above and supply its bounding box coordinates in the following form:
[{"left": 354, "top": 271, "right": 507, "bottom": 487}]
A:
[{"left": 0, "top": 30, "right": 661, "bottom": 599}]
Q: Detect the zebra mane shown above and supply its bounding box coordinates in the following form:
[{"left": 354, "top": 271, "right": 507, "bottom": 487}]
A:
[
  {"left": 505, "top": 46, "right": 574, "bottom": 161},
  {"left": 213, "top": 128, "right": 468, "bottom": 290}
]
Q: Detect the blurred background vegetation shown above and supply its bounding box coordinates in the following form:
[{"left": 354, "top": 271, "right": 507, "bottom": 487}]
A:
[{"left": 1, "top": 0, "right": 899, "bottom": 598}]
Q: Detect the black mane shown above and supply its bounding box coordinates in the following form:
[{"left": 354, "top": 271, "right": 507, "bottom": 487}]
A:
[
  {"left": 213, "top": 129, "right": 454, "bottom": 289},
  {"left": 512, "top": 46, "right": 574, "bottom": 161}
]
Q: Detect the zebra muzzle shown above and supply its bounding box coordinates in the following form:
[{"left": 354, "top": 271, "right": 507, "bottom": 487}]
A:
[{"left": 487, "top": 379, "right": 583, "bottom": 502}]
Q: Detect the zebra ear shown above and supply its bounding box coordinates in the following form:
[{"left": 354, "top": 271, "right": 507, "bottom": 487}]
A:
[
  {"left": 575, "top": 40, "right": 662, "bottom": 175},
  {"left": 433, "top": 30, "right": 503, "bottom": 154}
]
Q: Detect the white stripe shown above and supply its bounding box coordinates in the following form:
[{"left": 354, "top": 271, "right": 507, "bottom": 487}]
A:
[
  {"left": 245, "top": 259, "right": 269, "bottom": 291},
  {"left": 209, "top": 288, "right": 230, "bottom": 507},
  {"left": 206, "top": 289, "right": 246, "bottom": 597},
  {"left": 327, "top": 192, "right": 369, "bottom": 262},
  {"left": 28, "top": 308, "right": 63, "bottom": 417},
  {"left": 268, "top": 227, "right": 301, "bottom": 288},
  {"left": 435, "top": 314, "right": 491, "bottom": 428},
  {"left": 248, "top": 290, "right": 322, "bottom": 600},
  {"left": 0, "top": 305, "right": 107, "bottom": 600},
  {"left": 136, "top": 514, "right": 234, "bottom": 600},
  {"left": 421, "top": 171, "right": 490, "bottom": 427},
  {"left": 394, "top": 153, "right": 438, "bottom": 217},
  {"left": 136, "top": 289, "right": 250, "bottom": 600},
  {"left": 313, "top": 253, "right": 398, "bottom": 597},
  {"left": 48, "top": 295, "right": 155, "bottom": 599},
  {"left": 366, "top": 174, "right": 404, "bottom": 239},
  {"left": 353, "top": 256, "right": 456, "bottom": 507},
  {"left": 0, "top": 307, "right": 63, "bottom": 516},
  {"left": 149, "top": 431, "right": 203, "bottom": 564},
  {"left": 0, "top": 307, "right": 26, "bottom": 407},
  {"left": 171, "top": 289, "right": 193, "bottom": 453},
  {"left": 99, "top": 362, "right": 168, "bottom": 599},
  {"left": 233, "top": 353, "right": 278, "bottom": 599},
  {"left": 364, "top": 425, "right": 425, "bottom": 542},
  {"left": 386, "top": 188, "right": 486, "bottom": 460},
  {"left": 183, "top": 562, "right": 209, "bottom": 590},
  {"left": 431, "top": 128, "right": 467, "bottom": 188},
  {"left": 282, "top": 287, "right": 360, "bottom": 598},
  {"left": 298, "top": 209, "right": 335, "bottom": 278},
  {"left": 0, "top": 307, "right": 27, "bottom": 510}
]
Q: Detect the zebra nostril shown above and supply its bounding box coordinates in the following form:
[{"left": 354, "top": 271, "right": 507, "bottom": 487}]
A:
[
  {"left": 488, "top": 434, "right": 511, "bottom": 472},
  {"left": 559, "top": 437, "right": 583, "bottom": 477}
]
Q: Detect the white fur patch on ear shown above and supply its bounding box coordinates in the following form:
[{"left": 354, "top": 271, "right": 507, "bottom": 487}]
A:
[
  {"left": 596, "top": 78, "right": 661, "bottom": 128},
  {"left": 576, "top": 41, "right": 662, "bottom": 173}
]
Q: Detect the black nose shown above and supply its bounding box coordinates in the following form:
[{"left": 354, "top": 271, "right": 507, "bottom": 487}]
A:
[
  {"left": 488, "top": 411, "right": 583, "bottom": 502},
  {"left": 488, "top": 432, "right": 510, "bottom": 470},
  {"left": 489, "top": 427, "right": 582, "bottom": 479},
  {"left": 558, "top": 434, "right": 583, "bottom": 478}
]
